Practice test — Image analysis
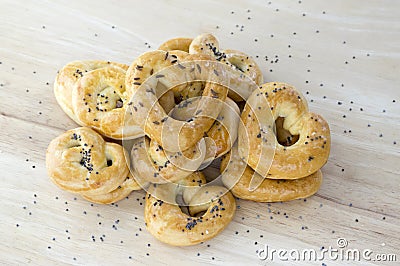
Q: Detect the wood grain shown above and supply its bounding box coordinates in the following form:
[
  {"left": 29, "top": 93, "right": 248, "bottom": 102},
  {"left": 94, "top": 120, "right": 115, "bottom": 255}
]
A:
[{"left": 0, "top": 0, "right": 399, "bottom": 265}]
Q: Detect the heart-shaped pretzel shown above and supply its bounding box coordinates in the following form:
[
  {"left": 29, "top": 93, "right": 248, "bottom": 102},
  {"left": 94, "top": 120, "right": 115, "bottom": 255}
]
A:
[
  {"left": 54, "top": 60, "right": 128, "bottom": 124},
  {"left": 125, "top": 50, "right": 229, "bottom": 152},
  {"left": 239, "top": 82, "right": 331, "bottom": 179},
  {"left": 221, "top": 144, "right": 322, "bottom": 202},
  {"left": 145, "top": 172, "right": 236, "bottom": 246},
  {"left": 46, "top": 127, "right": 129, "bottom": 195},
  {"left": 189, "top": 33, "right": 263, "bottom": 101}
]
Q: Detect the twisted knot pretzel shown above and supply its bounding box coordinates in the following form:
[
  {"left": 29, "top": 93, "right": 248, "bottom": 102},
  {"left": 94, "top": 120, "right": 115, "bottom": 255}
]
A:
[
  {"left": 130, "top": 96, "right": 240, "bottom": 184},
  {"left": 145, "top": 172, "right": 236, "bottom": 246},
  {"left": 125, "top": 50, "right": 229, "bottom": 152},
  {"left": 189, "top": 33, "right": 263, "bottom": 101},
  {"left": 46, "top": 127, "right": 140, "bottom": 200},
  {"left": 221, "top": 144, "right": 323, "bottom": 202},
  {"left": 239, "top": 82, "right": 331, "bottom": 179},
  {"left": 54, "top": 60, "right": 143, "bottom": 139},
  {"left": 169, "top": 97, "right": 240, "bottom": 164},
  {"left": 54, "top": 60, "right": 128, "bottom": 125}
]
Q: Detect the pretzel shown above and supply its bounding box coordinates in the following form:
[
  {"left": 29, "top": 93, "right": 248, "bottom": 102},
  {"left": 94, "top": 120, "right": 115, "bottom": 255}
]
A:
[
  {"left": 145, "top": 172, "right": 236, "bottom": 246},
  {"left": 125, "top": 50, "right": 229, "bottom": 152},
  {"left": 130, "top": 136, "right": 206, "bottom": 184},
  {"left": 238, "top": 82, "right": 331, "bottom": 179},
  {"left": 170, "top": 96, "right": 240, "bottom": 164},
  {"left": 46, "top": 127, "right": 129, "bottom": 195},
  {"left": 54, "top": 60, "right": 128, "bottom": 124},
  {"left": 189, "top": 33, "right": 262, "bottom": 101},
  {"left": 158, "top": 37, "right": 193, "bottom": 52},
  {"left": 71, "top": 66, "right": 143, "bottom": 139},
  {"left": 221, "top": 144, "right": 322, "bottom": 202},
  {"left": 81, "top": 172, "right": 142, "bottom": 204}
]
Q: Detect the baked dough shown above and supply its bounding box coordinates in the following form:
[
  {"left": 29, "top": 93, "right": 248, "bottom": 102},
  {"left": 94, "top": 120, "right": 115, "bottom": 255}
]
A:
[
  {"left": 72, "top": 66, "right": 143, "bottom": 139},
  {"left": 189, "top": 33, "right": 262, "bottom": 101},
  {"left": 221, "top": 144, "right": 322, "bottom": 202},
  {"left": 46, "top": 127, "right": 129, "bottom": 195},
  {"left": 170, "top": 97, "right": 240, "bottom": 164},
  {"left": 130, "top": 136, "right": 206, "bottom": 184},
  {"left": 145, "top": 172, "right": 236, "bottom": 246},
  {"left": 54, "top": 60, "right": 128, "bottom": 124},
  {"left": 158, "top": 37, "right": 193, "bottom": 52},
  {"left": 125, "top": 50, "right": 228, "bottom": 152},
  {"left": 81, "top": 172, "right": 141, "bottom": 204},
  {"left": 238, "top": 82, "right": 331, "bottom": 179}
]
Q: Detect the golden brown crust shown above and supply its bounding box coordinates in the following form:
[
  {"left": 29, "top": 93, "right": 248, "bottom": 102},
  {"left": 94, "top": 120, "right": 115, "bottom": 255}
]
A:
[
  {"left": 189, "top": 33, "right": 263, "bottom": 101},
  {"left": 46, "top": 127, "right": 129, "bottom": 195},
  {"left": 223, "top": 49, "right": 263, "bottom": 86},
  {"left": 126, "top": 50, "right": 187, "bottom": 94},
  {"left": 71, "top": 67, "right": 143, "bottom": 139},
  {"left": 130, "top": 137, "right": 206, "bottom": 184},
  {"left": 239, "top": 82, "right": 331, "bottom": 179},
  {"left": 54, "top": 60, "right": 128, "bottom": 124},
  {"left": 221, "top": 145, "right": 322, "bottom": 202},
  {"left": 145, "top": 172, "right": 236, "bottom": 246},
  {"left": 169, "top": 97, "right": 240, "bottom": 163},
  {"left": 125, "top": 50, "right": 228, "bottom": 152},
  {"left": 81, "top": 172, "right": 141, "bottom": 204},
  {"left": 189, "top": 33, "right": 219, "bottom": 57},
  {"left": 158, "top": 37, "right": 193, "bottom": 52}
]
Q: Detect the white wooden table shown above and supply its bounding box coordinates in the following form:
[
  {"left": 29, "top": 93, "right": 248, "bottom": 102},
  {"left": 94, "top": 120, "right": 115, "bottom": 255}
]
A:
[{"left": 1, "top": 0, "right": 399, "bottom": 265}]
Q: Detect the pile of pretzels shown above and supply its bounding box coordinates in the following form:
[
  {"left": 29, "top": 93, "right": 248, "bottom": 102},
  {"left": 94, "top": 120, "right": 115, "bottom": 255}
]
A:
[{"left": 46, "top": 33, "right": 331, "bottom": 246}]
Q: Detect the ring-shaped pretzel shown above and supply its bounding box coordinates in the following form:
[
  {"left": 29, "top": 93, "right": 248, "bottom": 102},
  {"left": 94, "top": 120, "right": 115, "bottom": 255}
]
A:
[{"left": 145, "top": 172, "right": 236, "bottom": 246}]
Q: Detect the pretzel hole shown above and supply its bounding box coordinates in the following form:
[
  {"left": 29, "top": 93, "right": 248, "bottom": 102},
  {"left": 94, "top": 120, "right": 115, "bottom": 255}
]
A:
[
  {"left": 96, "top": 86, "right": 123, "bottom": 111},
  {"left": 176, "top": 193, "right": 190, "bottom": 215},
  {"left": 173, "top": 81, "right": 205, "bottom": 105},
  {"left": 115, "top": 99, "right": 123, "bottom": 108},
  {"left": 192, "top": 210, "right": 206, "bottom": 217},
  {"left": 107, "top": 160, "right": 113, "bottom": 167},
  {"left": 176, "top": 192, "right": 207, "bottom": 217},
  {"left": 275, "top": 117, "right": 299, "bottom": 146},
  {"left": 227, "top": 57, "right": 246, "bottom": 73}
]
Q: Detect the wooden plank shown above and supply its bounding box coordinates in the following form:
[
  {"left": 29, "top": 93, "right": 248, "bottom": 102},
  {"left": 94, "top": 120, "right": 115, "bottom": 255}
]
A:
[{"left": 0, "top": 0, "right": 399, "bottom": 265}]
